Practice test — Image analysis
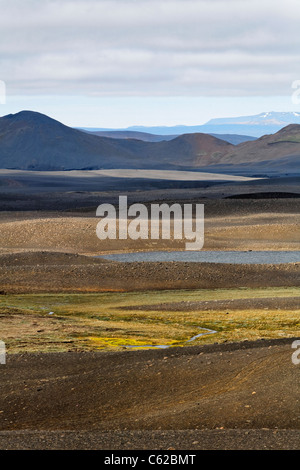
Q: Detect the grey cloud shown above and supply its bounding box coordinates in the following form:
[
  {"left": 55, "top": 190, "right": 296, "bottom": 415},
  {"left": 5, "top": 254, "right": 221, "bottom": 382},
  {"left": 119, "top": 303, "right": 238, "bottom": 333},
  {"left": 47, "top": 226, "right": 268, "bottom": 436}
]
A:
[{"left": 1, "top": 0, "right": 300, "bottom": 97}]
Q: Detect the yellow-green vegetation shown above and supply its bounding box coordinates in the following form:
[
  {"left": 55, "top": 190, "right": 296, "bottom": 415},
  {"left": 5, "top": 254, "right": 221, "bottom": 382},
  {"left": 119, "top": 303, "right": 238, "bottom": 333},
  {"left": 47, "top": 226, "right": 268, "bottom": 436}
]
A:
[{"left": 0, "top": 287, "right": 299, "bottom": 353}]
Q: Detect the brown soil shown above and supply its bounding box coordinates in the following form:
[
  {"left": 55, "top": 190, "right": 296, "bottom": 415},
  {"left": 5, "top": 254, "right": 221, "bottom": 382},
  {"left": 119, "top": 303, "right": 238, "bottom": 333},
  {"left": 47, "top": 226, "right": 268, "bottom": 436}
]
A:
[
  {"left": 0, "top": 196, "right": 299, "bottom": 450},
  {"left": 121, "top": 296, "right": 300, "bottom": 311},
  {"left": 0, "top": 339, "right": 298, "bottom": 438},
  {"left": 0, "top": 251, "right": 299, "bottom": 293},
  {"left": 0, "top": 199, "right": 299, "bottom": 256},
  {"left": 0, "top": 198, "right": 299, "bottom": 293}
]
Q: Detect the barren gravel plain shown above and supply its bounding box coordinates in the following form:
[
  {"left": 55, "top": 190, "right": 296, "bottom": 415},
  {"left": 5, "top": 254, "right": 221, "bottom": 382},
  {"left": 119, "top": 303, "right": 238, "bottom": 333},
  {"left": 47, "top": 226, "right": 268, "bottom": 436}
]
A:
[{"left": 0, "top": 177, "right": 299, "bottom": 450}]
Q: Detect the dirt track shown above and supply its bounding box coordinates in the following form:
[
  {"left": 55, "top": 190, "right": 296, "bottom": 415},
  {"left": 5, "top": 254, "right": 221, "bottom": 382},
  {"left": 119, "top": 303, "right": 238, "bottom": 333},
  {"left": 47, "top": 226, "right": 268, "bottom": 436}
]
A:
[{"left": 0, "top": 338, "right": 299, "bottom": 449}]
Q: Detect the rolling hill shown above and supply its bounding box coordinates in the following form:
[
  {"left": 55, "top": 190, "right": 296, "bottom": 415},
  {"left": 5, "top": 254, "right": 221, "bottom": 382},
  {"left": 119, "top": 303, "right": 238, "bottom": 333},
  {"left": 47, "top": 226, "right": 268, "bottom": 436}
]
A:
[
  {"left": 0, "top": 111, "right": 232, "bottom": 171},
  {"left": 82, "top": 129, "right": 179, "bottom": 142},
  {"left": 213, "top": 125, "right": 300, "bottom": 171},
  {"left": 0, "top": 111, "right": 138, "bottom": 170},
  {"left": 0, "top": 111, "right": 299, "bottom": 175}
]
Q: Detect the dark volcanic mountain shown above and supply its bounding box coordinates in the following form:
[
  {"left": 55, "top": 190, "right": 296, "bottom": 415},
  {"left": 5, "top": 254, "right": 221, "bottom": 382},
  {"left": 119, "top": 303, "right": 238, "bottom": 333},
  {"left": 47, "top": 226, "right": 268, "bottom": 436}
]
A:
[
  {"left": 0, "top": 111, "right": 233, "bottom": 170},
  {"left": 0, "top": 111, "right": 138, "bottom": 170},
  {"left": 213, "top": 124, "right": 300, "bottom": 173},
  {"left": 0, "top": 111, "right": 299, "bottom": 174}
]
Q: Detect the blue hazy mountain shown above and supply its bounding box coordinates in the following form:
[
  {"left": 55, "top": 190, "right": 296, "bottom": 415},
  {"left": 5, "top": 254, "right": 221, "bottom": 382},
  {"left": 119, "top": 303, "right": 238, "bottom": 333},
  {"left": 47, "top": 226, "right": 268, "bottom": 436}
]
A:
[
  {"left": 206, "top": 112, "right": 300, "bottom": 125},
  {"left": 82, "top": 129, "right": 257, "bottom": 145},
  {"left": 94, "top": 112, "right": 300, "bottom": 138}
]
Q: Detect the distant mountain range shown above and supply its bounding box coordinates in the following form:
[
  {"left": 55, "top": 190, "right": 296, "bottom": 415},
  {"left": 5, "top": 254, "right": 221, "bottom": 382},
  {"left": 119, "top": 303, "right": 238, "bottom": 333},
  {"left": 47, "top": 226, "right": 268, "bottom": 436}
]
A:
[
  {"left": 82, "top": 112, "right": 300, "bottom": 138},
  {"left": 0, "top": 110, "right": 299, "bottom": 176},
  {"left": 206, "top": 111, "right": 300, "bottom": 126},
  {"left": 83, "top": 129, "right": 257, "bottom": 145}
]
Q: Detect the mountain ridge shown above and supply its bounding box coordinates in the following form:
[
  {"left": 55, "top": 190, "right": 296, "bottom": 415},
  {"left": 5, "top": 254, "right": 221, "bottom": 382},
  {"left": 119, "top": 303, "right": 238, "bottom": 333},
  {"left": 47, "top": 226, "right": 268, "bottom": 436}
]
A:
[
  {"left": 0, "top": 111, "right": 299, "bottom": 175},
  {"left": 83, "top": 129, "right": 257, "bottom": 145},
  {"left": 88, "top": 112, "right": 300, "bottom": 137}
]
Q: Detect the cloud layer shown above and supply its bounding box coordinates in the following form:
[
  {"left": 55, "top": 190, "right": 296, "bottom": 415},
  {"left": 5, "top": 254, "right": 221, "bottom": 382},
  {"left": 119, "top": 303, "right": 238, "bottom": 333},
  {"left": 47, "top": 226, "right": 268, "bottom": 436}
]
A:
[{"left": 1, "top": 0, "right": 300, "bottom": 97}]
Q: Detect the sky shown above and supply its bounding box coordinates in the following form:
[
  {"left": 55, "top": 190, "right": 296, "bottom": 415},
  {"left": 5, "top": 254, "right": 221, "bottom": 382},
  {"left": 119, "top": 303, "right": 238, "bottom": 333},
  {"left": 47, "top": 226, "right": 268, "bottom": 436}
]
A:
[{"left": 1, "top": 0, "right": 300, "bottom": 128}]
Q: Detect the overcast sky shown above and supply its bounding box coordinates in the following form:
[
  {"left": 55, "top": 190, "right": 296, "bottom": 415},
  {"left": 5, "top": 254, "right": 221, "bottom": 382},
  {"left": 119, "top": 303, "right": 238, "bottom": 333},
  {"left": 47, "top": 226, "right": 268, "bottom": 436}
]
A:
[{"left": 1, "top": 0, "right": 300, "bottom": 127}]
